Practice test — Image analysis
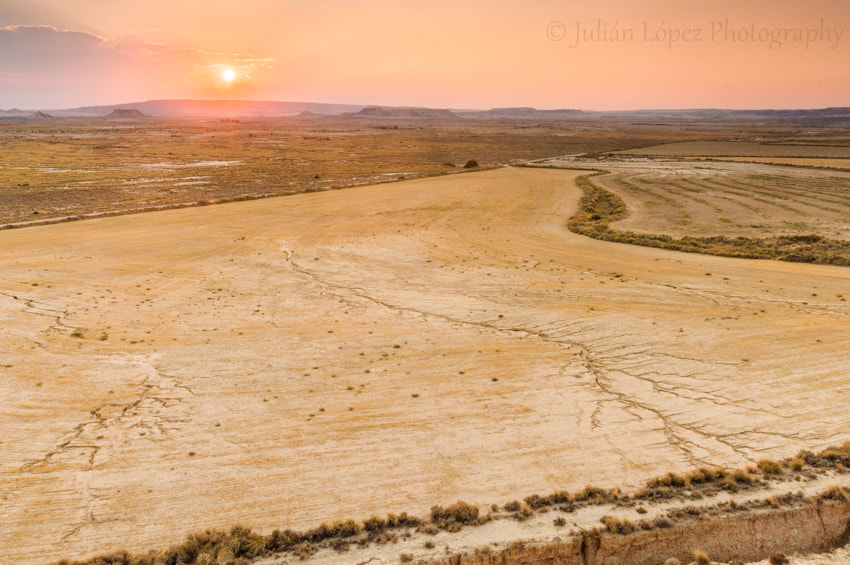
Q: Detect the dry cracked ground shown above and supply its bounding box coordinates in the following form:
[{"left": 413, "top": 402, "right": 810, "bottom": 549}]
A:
[{"left": 1, "top": 167, "right": 849, "bottom": 564}]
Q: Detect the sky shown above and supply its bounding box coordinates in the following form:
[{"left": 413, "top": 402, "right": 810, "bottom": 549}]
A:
[{"left": 0, "top": 0, "right": 848, "bottom": 111}]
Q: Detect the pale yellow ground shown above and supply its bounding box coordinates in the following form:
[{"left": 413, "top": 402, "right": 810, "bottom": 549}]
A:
[
  {"left": 618, "top": 141, "right": 850, "bottom": 159},
  {"left": 707, "top": 157, "right": 850, "bottom": 170},
  {"left": 1, "top": 168, "right": 849, "bottom": 564}
]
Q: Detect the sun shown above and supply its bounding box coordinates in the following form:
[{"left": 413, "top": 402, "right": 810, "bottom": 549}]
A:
[{"left": 221, "top": 68, "right": 236, "bottom": 84}]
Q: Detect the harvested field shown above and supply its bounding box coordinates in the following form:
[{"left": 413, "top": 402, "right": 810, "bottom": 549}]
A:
[
  {"left": 541, "top": 157, "right": 850, "bottom": 243},
  {"left": 705, "top": 157, "right": 850, "bottom": 171},
  {"left": 618, "top": 141, "right": 850, "bottom": 159},
  {"left": 2, "top": 167, "right": 850, "bottom": 564}
]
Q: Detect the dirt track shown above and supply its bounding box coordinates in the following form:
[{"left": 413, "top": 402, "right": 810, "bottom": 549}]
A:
[{"left": 2, "top": 167, "right": 849, "bottom": 564}]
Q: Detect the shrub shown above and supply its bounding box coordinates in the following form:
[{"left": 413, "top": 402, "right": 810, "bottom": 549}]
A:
[
  {"left": 575, "top": 485, "right": 610, "bottom": 503},
  {"left": 363, "top": 515, "right": 386, "bottom": 532},
  {"left": 503, "top": 500, "right": 521, "bottom": 512},
  {"left": 463, "top": 159, "right": 479, "bottom": 169},
  {"left": 788, "top": 458, "right": 805, "bottom": 471},
  {"left": 430, "top": 501, "right": 479, "bottom": 528},
  {"left": 758, "top": 459, "right": 783, "bottom": 475},
  {"left": 553, "top": 517, "right": 566, "bottom": 527},
  {"left": 821, "top": 485, "right": 850, "bottom": 502},
  {"left": 333, "top": 519, "right": 361, "bottom": 538},
  {"left": 600, "top": 516, "right": 635, "bottom": 535},
  {"left": 268, "top": 529, "right": 299, "bottom": 552},
  {"left": 399, "top": 512, "right": 421, "bottom": 528},
  {"left": 692, "top": 550, "right": 710, "bottom": 565},
  {"left": 769, "top": 555, "right": 789, "bottom": 565}
]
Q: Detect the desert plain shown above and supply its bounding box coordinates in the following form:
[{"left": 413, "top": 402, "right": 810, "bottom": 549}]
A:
[{"left": 2, "top": 158, "right": 850, "bottom": 563}]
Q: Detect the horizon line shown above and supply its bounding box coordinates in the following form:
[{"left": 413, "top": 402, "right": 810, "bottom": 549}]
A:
[{"left": 3, "top": 98, "right": 850, "bottom": 115}]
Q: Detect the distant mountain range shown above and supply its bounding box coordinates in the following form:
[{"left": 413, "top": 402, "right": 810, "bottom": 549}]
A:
[{"left": 1, "top": 99, "right": 849, "bottom": 120}]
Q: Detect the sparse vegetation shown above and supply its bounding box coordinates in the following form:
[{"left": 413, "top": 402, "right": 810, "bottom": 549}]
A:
[
  {"left": 430, "top": 501, "right": 479, "bottom": 530},
  {"left": 47, "top": 441, "right": 850, "bottom": 565},
  {"left": 567, "top": 173, "right": 850, "bottom": 266},
  {"left": 0, "top": 118, "right": 672, "bottom": 228},
  {"left": 13, "top": 117, "right": 850, "bottom": 565},
  {"left": 758, "top": 459, "right": 783, "bottom": 475},
  {"left": 600, "top": 515, "right": 635, "bottom": 534}
]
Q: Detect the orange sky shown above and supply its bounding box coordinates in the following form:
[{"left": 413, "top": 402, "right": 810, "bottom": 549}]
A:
[{"left": 1, "top": 0, "right": 848, "bottom": 110}]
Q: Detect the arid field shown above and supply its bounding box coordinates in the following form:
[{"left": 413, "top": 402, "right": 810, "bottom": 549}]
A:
[
  {"left": 0, "top": 118, "right": 693, "bottom": 228},
  {"left": 2, "top": 166, "right": 850, "bottom": 564},
  {"left": 548, "top": 156, "right": 850, "bottom": 241},
  {"left": 619, "top": 141, "right": 850, "bottom": 159}
]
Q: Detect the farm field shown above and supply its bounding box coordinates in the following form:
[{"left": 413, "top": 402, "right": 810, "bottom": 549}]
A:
[
  {"left": 0, "top": 117, "right": 692, "bottom": 228},
  {"left": 2, "top": 167, "right": 850, "bottom": 564},
  {"left": 704, "top": 157, "right": 850, "bottom": 171},
  {"left": 618, "top": 141, "right": 850, "bottom": 158},
  {"left": 544, "top": 156, "right": 850, "bottom": 243}
]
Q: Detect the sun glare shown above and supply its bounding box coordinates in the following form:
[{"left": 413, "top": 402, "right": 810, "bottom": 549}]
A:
[{"left": 221, "top": 68, "right": 236, "bottom": 83}]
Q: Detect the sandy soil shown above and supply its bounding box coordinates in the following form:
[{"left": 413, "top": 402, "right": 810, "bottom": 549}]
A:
[
  {"left": 745, "top": 547, "right": 850, "bottom": 565},
  {"left": 2, "top": 167, "right": 850, "bottom": 564}
]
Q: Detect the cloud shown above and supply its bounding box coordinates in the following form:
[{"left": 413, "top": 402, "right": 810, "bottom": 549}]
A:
[
  {"left": 0, "top": 25, "right": 274, "bottom": 108},
  {"left": 0, "top": 25, "right": 106, "bottom": 76}
]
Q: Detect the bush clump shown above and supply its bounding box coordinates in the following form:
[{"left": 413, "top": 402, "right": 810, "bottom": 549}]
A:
[
  {"left": 430, "top": 501, "right": 479, "bottom": 530},
  {"left": 820, "top": 485, "right": 850, "bottom": 503},
  {"left": 758, "top": 459, "right": 784, "bottom": 475},
  {"left": 600, "top": 516, "right": 635, "bottom": 535}
]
